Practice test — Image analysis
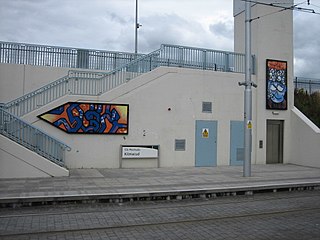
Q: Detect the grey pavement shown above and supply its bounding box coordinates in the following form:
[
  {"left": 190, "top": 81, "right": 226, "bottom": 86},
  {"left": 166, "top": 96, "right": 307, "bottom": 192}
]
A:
[{"left": 0, "top": 164, "right": 320, "bottom": 206}]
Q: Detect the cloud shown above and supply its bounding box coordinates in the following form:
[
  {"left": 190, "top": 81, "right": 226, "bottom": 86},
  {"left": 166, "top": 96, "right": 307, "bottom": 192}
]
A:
[
  {"left": 138, "top": 14, "right": 204, "bottom": 51},
  {"left": 135, "top": 13, "right": 234, "bottom": 53},
  {"left": 0, "top": 0, "right": 134, "bottom": 49},
  {"left": 209, "top": 20, "right": 234, "bottom": 40},
  {"left": 0, "top": 0, "right": 319, "bottom": 79},
  {"left": 293, "top": 11, "right": 320, "bottom": 78},
  {"left": 0, "top": 0, "right": 235, "bottom": 52}
]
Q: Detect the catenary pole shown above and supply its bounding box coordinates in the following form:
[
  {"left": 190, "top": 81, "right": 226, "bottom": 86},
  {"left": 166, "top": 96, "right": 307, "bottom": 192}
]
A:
[{"left": 243, "top": 0, "right": 252, "bottom": 177}]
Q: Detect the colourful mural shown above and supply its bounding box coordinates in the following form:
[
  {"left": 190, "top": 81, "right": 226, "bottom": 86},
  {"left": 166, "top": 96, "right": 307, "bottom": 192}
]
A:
[
  {"left": 38, "top": 102, "right": 129, "bottom": 134},
  {"left": 266, "top": 59, "right": 288, "bottom": 110}
]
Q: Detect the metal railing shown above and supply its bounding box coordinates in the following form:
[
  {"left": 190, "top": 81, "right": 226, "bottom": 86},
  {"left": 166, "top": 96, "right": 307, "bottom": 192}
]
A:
[
  {"left": 294, "top": 77, "right": 320, "bottom": 94},
  {"left": 3, "top": 70, "right": 107, "bottom": 116},
  {"left": 0, "top": 41, "right": 144, "bottom": 71},
  {"left": 159, "top": 44, "right": 255, "bottom": 74},
  {"left": 2, "top": 44, "right": 254, "bottom": 117},
  {"left": 0, "top": 41, "right": 254, "bottom": 73},
  {"left": 0, "top": 107, "right": 69, "bottom": 166}
]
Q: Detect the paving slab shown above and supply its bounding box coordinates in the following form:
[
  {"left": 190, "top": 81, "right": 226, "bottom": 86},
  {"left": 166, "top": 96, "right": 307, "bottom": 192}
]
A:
[{"left": 0, "top": 164, "right": 320, "bottom": 206}]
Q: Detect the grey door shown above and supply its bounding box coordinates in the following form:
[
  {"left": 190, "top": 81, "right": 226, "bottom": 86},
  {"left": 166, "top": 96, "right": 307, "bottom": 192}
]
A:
[
  {"left": 266, "top": 120, "right": 284, "bottom": 164},
  {"left": 195, "top": 120, "right": 217, "bottom": 167}
]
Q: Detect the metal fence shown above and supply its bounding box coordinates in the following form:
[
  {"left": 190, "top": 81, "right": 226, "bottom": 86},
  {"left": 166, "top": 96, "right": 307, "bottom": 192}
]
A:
[
  {"left": 0, "top": 41, "right": 143, "bottom": 71},
  {"left": 0, "top": 41, "right": 253, "bottom": 73},
  {"left": 0, "top": 107, "right": 69, "bottom": 166},
  {"left": 159, "top": 44, "right": 255, "bottom": 74},
  {"left": 294, "top": 77, "right": 320, "bottom": 94}
]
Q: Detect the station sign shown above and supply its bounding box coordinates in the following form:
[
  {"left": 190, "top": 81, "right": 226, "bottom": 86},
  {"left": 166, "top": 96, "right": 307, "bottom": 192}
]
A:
[{"left": 121, "top": 146, "right": 159, "bottom": 159}]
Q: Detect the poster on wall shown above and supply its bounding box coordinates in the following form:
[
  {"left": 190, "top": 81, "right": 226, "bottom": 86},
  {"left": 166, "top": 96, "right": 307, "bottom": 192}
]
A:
[
  {"left": 38, "top": 102, "right": 129, "bottom": 134},
  {"left": 266, "top": 59, "right": 287, "bottom": 110}
]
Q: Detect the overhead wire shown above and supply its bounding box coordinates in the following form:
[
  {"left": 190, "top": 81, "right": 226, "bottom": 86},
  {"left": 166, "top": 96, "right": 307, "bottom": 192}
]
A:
[
  {"left": 240, "top": 0, "right": 320, "bottom": 18},
  {"left": 240, "top": 0, "right": 309, "bottom": 21},
  {"left": 310, "top": 3, "right": 320, "bottom": 9}
]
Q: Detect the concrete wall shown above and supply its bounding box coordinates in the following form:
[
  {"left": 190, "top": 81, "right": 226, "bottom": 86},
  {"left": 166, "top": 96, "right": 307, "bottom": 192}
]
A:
[
  {"left": 290, "top": 108, "right": 320, "bottom": 168},
  {"left": 0, "top": 135, "right": 69, "bottom": 178},
  {"left": 24, "top": 67, "right": 246, "bottom": 168},
  {"left": 0, "top": 63, "right": 70, "bottom": 103},
  {"left": 0, "top": 63, "right": 110, "bottom": 103}
]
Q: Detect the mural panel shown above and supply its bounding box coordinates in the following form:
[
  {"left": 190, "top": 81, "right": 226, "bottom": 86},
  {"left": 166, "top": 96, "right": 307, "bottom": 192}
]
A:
[
  {"left": 266, "top": 59, "right": 288, "bottom": 110},
  {"left": 38, "top": 102, "right": 129, "bottom": 134}
]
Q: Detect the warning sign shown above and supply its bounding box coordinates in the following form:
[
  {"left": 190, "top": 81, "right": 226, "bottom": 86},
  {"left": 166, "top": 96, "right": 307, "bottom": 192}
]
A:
[
  {"left": 202, "top": 128, "right": 209, "bottom": 138},
  {"left": 247, "top": 120, "right": 252, "bottom": 129}
]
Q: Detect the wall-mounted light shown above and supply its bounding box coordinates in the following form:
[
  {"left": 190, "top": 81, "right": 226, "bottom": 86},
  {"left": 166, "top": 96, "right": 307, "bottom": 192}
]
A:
[{"left": 272, "top": 111, "right": 279, "bottom": 115}]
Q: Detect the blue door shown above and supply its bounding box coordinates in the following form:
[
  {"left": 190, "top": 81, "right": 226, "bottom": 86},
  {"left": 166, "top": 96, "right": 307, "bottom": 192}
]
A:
[
  {"left": 195, "top": 120, "right": 217, "bottom": 167},
  {"left": 230, "top": 121, "right": 244, "bottom": 166}
]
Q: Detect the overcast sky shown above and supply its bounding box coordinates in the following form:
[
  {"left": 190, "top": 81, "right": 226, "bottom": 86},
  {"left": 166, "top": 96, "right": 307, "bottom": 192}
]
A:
[{"left": 0, "top": 0, "right": 319, "bottom": 78}]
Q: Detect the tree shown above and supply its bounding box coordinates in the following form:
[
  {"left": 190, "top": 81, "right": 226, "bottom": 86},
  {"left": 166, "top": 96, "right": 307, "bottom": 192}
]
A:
[{"left": 294, "top": 89, "right": 320, "bottom": 128}]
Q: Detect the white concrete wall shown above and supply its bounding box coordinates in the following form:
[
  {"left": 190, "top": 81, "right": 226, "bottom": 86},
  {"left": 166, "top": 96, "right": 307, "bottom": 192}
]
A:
[
  {"left": 0, "top": 135, "right": 69, "bottom": 178},
  {"left": 0, "top": 63, "right": 110, "bottom": 103},
  {"left": 0, "top": 63, "right": 71, "bottom": 102},
  {"left": 289, "top": 108, "right": 320, "bottom": 168},
  {"left": 24, "top": 67, "right": 246, "bottom": 168}
]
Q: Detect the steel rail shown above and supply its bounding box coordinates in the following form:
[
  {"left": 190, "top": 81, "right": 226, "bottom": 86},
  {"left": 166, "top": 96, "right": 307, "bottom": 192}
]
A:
[{"left": 1, "top": 206, "right": 319, "bottom": 238}]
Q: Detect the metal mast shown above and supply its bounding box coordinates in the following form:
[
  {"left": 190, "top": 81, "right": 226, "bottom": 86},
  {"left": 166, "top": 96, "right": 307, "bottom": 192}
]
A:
[{"left": 243, "top": 1, "right": 253, "bottom": 177}]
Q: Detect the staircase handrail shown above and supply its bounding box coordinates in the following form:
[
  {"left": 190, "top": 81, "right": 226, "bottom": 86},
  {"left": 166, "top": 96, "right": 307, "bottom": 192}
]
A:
[
  {"left": 2, "top": 49, "right": 162, "bottom": 116},
  {"left": 0, "top": 107, "right": 70, "bottom": 166},
  {"left": 3, "top": 70, "right": 108, "bottom": 116},
  {"left": 97, "top": 48, "right": 162, "bottom": 94}
]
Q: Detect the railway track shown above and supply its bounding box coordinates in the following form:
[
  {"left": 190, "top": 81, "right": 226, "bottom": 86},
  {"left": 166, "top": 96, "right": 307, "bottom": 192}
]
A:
[
  {"left": 0, "top": 189, "right": 318, "bottom": 218},
  {"left": 1, "top": 190, "right": 319, "bottom": 239},
  {"left": 1, "top": 207, "right": 319, "bottom": 239}
]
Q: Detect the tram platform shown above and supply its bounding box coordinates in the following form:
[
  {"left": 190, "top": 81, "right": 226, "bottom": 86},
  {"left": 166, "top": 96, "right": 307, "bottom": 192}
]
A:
[{"left": 0, "top": 164, "right": 320, "bottom": 207}]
